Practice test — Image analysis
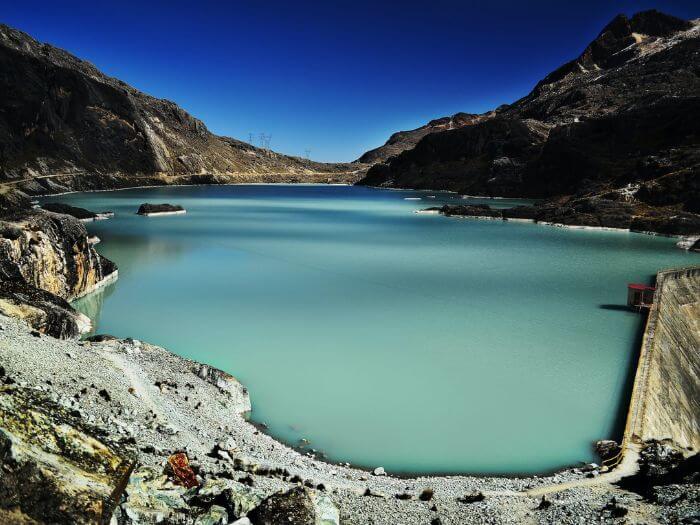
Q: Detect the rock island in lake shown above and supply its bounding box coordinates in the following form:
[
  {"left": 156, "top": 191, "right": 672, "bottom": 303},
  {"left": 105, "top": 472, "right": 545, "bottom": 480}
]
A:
[{"left": 136, "top": 203, "right": 186, "bottom": 216}]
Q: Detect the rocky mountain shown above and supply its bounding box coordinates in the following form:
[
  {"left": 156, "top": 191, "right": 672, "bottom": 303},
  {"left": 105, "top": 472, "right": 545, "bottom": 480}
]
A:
[
  {"left": 357, "top": 112, "right": 492, "bottom": 164},
  {"left": 358, "top": 10, "right": 700, "bottom": 235},
  {"left": 0, "top": 24, "right": 361, "bottom": 198}
]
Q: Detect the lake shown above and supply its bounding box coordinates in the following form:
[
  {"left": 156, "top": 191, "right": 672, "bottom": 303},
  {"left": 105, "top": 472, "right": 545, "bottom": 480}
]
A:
[{"left": 44, "top": 184, "right": 695, "bottom": 474}]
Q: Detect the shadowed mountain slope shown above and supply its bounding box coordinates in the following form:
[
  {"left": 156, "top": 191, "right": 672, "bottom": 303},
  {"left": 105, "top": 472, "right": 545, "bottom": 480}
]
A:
[{"left": 358, "top": 10, "right": 700, "bottom": 234}]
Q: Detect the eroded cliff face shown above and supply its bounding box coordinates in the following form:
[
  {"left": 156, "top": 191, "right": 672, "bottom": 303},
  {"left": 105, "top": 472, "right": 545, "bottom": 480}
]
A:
[
  {"left": 0, "top": 208, "right": 115, "bottom": 337},
  {"left": 0, "top": 209, "right": 114, "bottom": 299}
]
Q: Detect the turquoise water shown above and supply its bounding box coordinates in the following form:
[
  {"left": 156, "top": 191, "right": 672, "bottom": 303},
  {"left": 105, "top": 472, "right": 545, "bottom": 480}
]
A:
[{"left": 47, "top": 185, "right": 695, "bottom": 474}]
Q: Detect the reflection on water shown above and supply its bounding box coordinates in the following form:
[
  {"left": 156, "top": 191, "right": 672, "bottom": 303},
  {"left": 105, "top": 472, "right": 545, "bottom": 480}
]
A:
[
  {"left": 48, "top": 185, "right": 695, "bottom": 474},
  {"left": 73, "top": 280, "right": 117, "bottom": 333}
]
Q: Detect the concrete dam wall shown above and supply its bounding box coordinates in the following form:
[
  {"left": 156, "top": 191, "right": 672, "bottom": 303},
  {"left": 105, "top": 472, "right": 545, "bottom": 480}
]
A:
[{"left": 626, "top": 266, "right": 700, "bottom": 453}]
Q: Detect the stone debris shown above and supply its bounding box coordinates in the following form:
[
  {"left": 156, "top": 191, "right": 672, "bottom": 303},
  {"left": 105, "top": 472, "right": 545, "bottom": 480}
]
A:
[{"left": 458, "top": 491, "right": 485, "bottom": 504}]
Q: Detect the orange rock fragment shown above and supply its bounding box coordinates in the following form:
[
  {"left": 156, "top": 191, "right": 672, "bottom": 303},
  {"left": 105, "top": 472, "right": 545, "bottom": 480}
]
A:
[{"left": 167, "top": 453, "right": 199, "bottom": 488}]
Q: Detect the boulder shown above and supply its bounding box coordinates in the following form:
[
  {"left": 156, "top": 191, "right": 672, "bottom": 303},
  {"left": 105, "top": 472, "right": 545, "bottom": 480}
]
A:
[
  {"left": 458, "top": 491, "right": 485, "bottom": 504},
  {"left": 248, "top": 486, "right": 339, "bottom": 525},
  {"left": 117, "top": 467, "right": 191, "bottom": 524},
  {"left": 194, "top": 505, "right": 228, "bottom": 525},
  {"left": 637, "top": 440, "right": 686, "bottom": 478},
  {"left": 186, "top": 477, "right": 268, "bottom": 520},
  {"left": 595, "top": 440, "right": 621, "bottom": 462},
  {"left": 86, "top": 334, "right": 119, "bottom": 342},
  {"left": 0, "top": 386, "right": 135, "bottom": 524}
]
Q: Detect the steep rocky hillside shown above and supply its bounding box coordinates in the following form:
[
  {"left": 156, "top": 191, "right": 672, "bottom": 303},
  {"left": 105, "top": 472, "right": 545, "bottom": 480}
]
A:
[
  {"left": 359, "top": 11, "right": 700, "bottom": 234},
  {"left": 357, "top": 112, "right": 492, "bottom": 164},
  {"left": 0, "top": 24, "right": 361, "bottom": 197}
]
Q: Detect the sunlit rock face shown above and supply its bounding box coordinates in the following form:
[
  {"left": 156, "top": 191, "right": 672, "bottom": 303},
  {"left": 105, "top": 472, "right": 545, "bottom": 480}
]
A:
[
  {"left": 0, "top": 209, "right": 115, "bottom": 300},
  {"left": 0, "top": 386, "right": 136, "bottom": 524},
  {"left": 0, "top": 209, "right": 115, "bottom": 337}
]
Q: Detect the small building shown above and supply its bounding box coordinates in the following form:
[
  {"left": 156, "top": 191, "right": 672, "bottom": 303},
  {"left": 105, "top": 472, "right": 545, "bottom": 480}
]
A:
[{"left": 627, "top": 283, "right": 656, "bottom": 308}]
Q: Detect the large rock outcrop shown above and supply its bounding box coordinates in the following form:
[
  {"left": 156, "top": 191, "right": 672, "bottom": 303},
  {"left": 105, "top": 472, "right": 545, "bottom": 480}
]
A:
[
  {"left": 0, "top": 208, "right": 115, "bottom": 337},
  {"left": 359, "top": 10, "right": 700, "bottom": 235},
  {"left": 248, "top": 486, "right": 339, "bottom": 525},
  {"left": 0, "top": 386, "right": 136, "bottom": 524},
  {"left": 0, "top": 208, "right": 115, "bottom": 300},
  {"left": 0, "top": 24, "right": 360, "bottom": 197}
]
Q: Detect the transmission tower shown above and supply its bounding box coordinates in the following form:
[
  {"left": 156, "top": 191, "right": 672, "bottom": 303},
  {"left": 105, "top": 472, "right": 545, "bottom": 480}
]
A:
[
  {"left": 258, "top": 133, "right": 273, "bottom": 157},
  {"left": 304, "top": 149, "right": 311, "bottom": 160}
]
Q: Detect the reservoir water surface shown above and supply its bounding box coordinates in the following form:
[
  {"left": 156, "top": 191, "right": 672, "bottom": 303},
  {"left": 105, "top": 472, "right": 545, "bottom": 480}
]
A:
[{"left": 46, "top": 185, "right": 695, "bottom": 474}]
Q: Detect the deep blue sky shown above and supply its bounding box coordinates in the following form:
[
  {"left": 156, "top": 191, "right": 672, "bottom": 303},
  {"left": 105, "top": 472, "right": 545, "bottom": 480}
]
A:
[{"left": 2, "top": 1, "right": 698, "bottom": 162}]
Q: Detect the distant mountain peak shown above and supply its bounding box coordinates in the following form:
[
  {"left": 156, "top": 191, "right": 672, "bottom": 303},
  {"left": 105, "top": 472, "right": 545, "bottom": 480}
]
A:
[
  {"left": 628, "top": 9, "right": 693, "bottom": 37},
  {"left": 534, "top": 10, "right": 694, "bottom": 92}
]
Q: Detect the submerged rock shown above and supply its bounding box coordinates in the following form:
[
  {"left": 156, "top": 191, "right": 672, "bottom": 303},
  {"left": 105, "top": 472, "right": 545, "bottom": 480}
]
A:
[
  {"left": 137, "top": 203, "right": 186, "bottom": 216},
  {"left": 0, "top": 386, "right": 135, "bottom": 524}
]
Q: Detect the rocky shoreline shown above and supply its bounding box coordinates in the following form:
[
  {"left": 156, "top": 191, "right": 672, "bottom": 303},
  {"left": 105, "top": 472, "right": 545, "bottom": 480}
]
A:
[
  {"left": 1, "top": 312, "right": 697, "bottom": 525},
  {"left": 423, "top": 203, "right": 700, "bottom": 245}
]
